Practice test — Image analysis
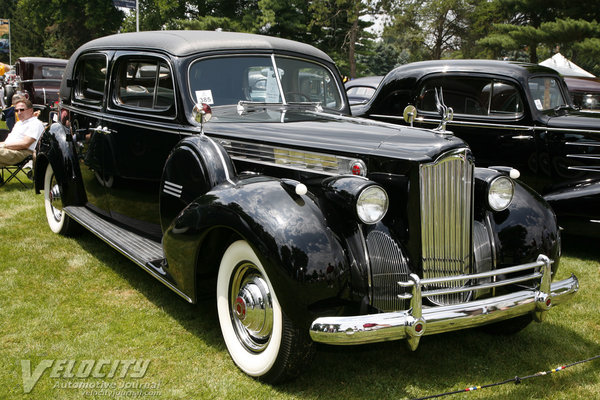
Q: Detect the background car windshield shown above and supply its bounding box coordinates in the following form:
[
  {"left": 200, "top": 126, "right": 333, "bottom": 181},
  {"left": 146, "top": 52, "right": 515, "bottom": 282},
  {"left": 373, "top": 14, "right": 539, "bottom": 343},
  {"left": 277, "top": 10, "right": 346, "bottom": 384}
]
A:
[
  {"left": 188, "top": 55, "right": 343, "bottom": 110},
  {"left": 528, "top": 76, "right": 568, "bottom": 110}
]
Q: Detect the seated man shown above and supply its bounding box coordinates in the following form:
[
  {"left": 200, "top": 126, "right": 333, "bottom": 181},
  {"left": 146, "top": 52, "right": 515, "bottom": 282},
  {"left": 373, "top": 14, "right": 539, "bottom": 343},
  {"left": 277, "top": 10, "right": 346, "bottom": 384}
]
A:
[{"left": 0, "top": 99, "right": 44, "bottom": 181}]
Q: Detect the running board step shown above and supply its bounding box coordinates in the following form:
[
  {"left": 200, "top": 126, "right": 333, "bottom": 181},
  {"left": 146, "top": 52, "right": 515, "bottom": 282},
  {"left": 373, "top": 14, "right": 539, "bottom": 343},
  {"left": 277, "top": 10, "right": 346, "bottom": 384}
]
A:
[{"left": 64, "top": 206, "right": 164, "bottom": 263}]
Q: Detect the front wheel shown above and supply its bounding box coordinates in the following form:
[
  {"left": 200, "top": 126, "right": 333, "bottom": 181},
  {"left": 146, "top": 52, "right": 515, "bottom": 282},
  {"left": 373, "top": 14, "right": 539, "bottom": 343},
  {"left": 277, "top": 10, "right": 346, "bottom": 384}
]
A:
[
  {"left": 44, "top": 164, "right": 79, "bottom": 235},
  {"left": 216, "top": 240, "right": 313, "bottom": 383}
]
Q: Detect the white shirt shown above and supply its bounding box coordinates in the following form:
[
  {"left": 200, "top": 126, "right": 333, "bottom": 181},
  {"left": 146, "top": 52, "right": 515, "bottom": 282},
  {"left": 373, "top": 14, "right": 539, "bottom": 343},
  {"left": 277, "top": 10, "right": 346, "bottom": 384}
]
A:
[{"left": 5, "top": 116, "right": 44, "bottom": 151}]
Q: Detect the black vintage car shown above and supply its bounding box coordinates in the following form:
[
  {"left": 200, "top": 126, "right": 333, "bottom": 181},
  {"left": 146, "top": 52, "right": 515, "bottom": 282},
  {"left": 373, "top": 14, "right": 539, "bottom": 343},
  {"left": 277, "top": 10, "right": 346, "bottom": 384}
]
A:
[
  {"left": 352, "top": 60, "right": 600, "bottom": 237},
  {"left": 35, "top": 32, "right": 578, "bottom": 383}
]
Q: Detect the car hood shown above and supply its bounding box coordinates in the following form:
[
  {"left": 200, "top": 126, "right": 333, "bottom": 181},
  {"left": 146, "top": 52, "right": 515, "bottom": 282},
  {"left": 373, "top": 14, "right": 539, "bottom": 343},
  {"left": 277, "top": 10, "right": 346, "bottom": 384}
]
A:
[
  {"left": 546, "top": 110, "right": 600, "bottom": 131},
  {"left": 204, "top": 107, "right": 466, "bottom": 164}
]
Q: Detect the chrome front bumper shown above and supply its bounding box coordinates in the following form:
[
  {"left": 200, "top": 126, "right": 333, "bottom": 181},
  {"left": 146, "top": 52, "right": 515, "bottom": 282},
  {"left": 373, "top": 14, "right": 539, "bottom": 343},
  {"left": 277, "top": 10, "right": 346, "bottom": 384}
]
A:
[{"left": 310, "top": 255, "right": 579, "bottom": 350}]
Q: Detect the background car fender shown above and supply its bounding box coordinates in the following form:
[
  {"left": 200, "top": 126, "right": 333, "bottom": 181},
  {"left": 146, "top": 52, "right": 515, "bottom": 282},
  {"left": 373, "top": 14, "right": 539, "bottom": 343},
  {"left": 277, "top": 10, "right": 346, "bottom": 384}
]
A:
[
  {"left": 162, "top": 175, "right": 350, "bottom": 328},
  {"left": 543, "top": 180, "right": 600, "bottom": 238},
  {"left": 34, "top": 122, "right": 86, "bottom": 206}
]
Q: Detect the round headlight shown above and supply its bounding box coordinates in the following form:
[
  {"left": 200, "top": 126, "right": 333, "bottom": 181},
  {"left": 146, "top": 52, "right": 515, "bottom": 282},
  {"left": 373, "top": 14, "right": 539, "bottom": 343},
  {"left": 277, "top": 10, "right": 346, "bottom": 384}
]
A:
[
  {"left": 356, "top": 185, "right": 389, "bottom": 224},
  {"left": 488, "top": 176, "right": 514, "bottom": 211}
]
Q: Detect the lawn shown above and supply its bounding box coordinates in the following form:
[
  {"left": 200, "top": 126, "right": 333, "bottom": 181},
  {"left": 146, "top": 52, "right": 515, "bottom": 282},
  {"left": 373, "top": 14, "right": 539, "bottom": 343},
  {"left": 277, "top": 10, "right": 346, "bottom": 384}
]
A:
[{"left": 1, "top": 178, "right": 599, "bottom": 399}]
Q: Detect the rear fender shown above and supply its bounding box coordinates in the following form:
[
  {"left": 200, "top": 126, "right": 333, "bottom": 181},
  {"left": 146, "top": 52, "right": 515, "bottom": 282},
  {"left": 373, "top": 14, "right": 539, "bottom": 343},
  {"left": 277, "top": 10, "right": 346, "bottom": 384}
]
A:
[{"left": 162, "top": 175, "right": 350, "bottom": 327}]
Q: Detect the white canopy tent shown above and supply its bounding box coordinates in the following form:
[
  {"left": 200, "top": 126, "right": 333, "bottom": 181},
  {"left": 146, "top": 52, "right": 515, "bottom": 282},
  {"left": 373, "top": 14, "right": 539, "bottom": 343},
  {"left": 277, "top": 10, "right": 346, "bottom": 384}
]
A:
[{"left": 539, "top": 53, "right": 596, "bottom": 78}]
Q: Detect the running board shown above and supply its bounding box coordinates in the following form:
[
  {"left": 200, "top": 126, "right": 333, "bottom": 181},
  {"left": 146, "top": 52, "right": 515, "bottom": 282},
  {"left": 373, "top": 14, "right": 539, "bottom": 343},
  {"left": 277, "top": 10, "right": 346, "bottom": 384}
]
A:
[{"left": 64, "top": 206, "right": 192, "bottom": 303}]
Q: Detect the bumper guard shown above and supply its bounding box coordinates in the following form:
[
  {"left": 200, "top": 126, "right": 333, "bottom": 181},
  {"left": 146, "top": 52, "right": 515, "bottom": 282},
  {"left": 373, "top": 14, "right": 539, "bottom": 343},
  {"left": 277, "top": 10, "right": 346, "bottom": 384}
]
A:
[{"left": 309, "top": 255, "right": 579, "bottom": 350}]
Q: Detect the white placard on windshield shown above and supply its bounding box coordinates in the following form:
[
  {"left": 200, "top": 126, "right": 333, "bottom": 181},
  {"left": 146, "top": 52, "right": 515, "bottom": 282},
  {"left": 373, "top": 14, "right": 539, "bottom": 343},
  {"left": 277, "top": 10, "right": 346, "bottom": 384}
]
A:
[{"left": 195, "top": 90, "right": 214, "bottom": 105}]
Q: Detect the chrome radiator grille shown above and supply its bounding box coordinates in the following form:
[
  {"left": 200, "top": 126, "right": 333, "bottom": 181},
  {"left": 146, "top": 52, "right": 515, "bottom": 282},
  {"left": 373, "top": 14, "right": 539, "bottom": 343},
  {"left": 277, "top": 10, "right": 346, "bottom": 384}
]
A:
[
  {"left": 366, "top": 230, "right": 410, "bottom": 312},
  {"left": 419, "top": 148, "right": 474, "bottom": 305}
]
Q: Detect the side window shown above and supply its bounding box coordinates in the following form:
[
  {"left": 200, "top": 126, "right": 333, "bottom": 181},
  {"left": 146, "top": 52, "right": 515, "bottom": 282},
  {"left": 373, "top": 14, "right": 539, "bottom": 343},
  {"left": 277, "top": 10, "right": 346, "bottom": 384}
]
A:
[
  {"left": 113, "top": 57, "right": 175, "bottom": 113},
  {"left": 73, "top": 54, "right": 107, "bottom": 104},
  {"left": 417, "top": 77, "right": 523, "bottom": 117}
]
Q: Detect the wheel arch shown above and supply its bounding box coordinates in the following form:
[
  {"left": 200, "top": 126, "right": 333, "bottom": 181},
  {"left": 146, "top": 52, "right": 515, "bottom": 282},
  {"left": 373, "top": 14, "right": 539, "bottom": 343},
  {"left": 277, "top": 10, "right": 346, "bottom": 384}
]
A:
[
  {"left": 34, "top": 122, "right": 86, "bottom": 206},
  {"left": 162, "top": 176, "right": 351, "bottom": 329}
]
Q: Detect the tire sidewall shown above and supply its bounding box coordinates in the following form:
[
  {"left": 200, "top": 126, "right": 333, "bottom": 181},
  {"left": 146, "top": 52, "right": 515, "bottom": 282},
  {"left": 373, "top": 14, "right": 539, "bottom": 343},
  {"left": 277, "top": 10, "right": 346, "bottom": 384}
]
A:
[
  {"left": 216, "top": 240, "right": 283, "bottom": 377},
  {"left": 44, "top": 164, "right": 66, "bottom": 233}
]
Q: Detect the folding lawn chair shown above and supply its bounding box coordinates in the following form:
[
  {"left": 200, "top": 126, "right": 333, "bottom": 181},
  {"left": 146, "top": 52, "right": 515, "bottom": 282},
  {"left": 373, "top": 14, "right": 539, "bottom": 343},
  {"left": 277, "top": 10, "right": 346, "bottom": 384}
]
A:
[{"left": 0, "top": 155, "right": 33, "bottom": 188}]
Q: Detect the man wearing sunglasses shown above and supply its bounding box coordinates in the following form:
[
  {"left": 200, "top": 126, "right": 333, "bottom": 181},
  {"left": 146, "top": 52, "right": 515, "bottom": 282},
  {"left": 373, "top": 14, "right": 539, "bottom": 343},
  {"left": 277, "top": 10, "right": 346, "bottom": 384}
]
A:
[{"left": 0, "top": 99, "right": 44, "bottom": 171}]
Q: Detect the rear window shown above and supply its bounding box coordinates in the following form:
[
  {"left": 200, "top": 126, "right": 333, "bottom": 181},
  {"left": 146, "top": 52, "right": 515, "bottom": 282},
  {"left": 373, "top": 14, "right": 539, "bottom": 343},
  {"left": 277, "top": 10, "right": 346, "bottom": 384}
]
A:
[
  {"left": 73, "top": 54, "right": 107, "bottom": 105},
  {"left": 417, "top": 76, "right": 524, "bottom": 117}
]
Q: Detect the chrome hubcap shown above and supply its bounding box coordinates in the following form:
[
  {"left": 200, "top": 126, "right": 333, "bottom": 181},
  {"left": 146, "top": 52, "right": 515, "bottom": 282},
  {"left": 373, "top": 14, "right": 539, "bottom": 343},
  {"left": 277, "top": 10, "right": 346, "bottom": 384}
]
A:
[{"left": 230, "top": 262, "right": 273, "bottom": 352}]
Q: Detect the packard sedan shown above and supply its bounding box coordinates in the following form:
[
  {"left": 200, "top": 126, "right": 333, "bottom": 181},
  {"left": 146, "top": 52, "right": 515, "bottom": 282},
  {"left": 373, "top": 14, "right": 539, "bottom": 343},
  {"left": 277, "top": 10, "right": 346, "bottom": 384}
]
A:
[
  {"left": 352, "top": 60, "right": 600, "bottom": 237},
  {"left": 35, "top": 32, "right": 578, "bottom": 383}
]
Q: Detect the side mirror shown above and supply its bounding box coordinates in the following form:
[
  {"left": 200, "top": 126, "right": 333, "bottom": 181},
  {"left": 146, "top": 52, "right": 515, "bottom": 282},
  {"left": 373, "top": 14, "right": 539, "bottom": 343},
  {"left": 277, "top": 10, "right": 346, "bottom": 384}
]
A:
[
  {"left": 192, "top": 103, "right": 212, "bottom": 134},
  {"left": 403, "top": 105, "right": 416, "bottom": 127}
]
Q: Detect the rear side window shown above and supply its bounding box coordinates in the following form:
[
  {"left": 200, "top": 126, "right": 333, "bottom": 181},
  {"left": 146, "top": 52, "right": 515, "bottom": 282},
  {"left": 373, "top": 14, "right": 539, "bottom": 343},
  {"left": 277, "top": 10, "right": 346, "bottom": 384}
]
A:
[
  {"left": 73, "top": 54, "right": 107, "bottom": 104},
  {"left": 417, "top": 76, "right": 524, "bottom": 117},
  {"left": 113, "top": 57, "right": 175, "bottom": 114}
]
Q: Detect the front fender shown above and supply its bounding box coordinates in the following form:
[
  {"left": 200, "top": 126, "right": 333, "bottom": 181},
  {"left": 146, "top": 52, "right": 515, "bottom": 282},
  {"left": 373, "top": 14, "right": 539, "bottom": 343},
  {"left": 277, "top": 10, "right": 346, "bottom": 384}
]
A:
[
  {"left": 489, "top": 180, "right": 561, "bottom": 274},
  {"left": 162, "top": 175, "right": 350, "bottom": 328},
  {"left": 34, "top": 122, "right": 85, "bottom": 206}
]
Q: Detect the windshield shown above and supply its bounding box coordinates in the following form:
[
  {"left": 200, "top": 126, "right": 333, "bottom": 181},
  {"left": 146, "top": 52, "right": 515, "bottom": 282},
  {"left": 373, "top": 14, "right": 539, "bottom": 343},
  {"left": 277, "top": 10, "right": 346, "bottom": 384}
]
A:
[
  {"left": 188, "top": 55, "right": 344, "bottom": 110},
  {"left": 528, "top": 76, "right": 569, "bottom": 111}
]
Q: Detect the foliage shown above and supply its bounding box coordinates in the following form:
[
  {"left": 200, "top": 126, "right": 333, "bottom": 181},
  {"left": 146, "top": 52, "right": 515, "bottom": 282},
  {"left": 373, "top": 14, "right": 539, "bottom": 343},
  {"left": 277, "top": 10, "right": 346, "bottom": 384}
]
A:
[
  {"left": 477, "top": 0, "right": 600, "bottom": 67},
  {"left": 0, "top": 180, "right": 599, "bottom": 399},
  {"left": 9, "top": 0, "right": 123, "bottom": 60},
  {"left": 2, "top": 0, "right": 600, "bottom": 77},
  {"left": 383, "top": 0, "right": 475, "bottom": 61}
]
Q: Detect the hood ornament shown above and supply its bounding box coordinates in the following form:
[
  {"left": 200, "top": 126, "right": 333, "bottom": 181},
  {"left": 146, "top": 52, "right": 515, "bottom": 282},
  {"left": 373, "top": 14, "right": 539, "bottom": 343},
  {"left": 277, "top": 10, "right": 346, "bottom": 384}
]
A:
[{"left": 433, "top": 87, "right": 453, "bottom": 135}]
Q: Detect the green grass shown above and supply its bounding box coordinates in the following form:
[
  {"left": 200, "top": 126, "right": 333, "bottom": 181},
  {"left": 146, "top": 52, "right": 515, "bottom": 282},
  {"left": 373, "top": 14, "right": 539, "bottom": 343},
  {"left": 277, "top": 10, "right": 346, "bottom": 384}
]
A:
[{"left": 1, "top": 179, "right": 599, "bottom": 399}]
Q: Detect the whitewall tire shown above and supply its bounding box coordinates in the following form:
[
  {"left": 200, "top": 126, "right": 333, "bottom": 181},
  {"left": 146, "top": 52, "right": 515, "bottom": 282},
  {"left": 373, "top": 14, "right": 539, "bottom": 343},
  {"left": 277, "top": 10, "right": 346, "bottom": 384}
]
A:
[
  {"left": 216, "top": 240, "right": 312, "bottom": 383},
  {"left": 44, "top": 164, "right": 78, "bottom": 235}
]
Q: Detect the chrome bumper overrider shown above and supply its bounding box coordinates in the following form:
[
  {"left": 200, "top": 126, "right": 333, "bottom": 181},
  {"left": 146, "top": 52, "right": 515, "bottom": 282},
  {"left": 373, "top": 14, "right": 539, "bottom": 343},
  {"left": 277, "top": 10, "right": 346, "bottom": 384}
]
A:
[{"left": 310, "top": 255, "right": 579, "bottom": 350}]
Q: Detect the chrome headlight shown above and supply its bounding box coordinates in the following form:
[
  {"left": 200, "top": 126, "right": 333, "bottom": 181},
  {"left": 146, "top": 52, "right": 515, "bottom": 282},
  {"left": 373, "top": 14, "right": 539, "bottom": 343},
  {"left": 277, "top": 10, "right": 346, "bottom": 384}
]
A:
[
  {"left": 488, "top": 176, "right": 514, "bottom": 211},
  {"left": 356, "top": 185, "right": 389, "bottom": 224}
]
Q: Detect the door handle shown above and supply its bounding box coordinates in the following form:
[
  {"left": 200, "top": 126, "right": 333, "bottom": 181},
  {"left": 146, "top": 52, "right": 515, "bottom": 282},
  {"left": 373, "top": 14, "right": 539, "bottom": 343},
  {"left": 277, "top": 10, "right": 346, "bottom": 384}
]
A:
[
  {"left": 91, "top": 126, "right": 113, "bottom": 135},
  {"left": 512, "top": 135, "right": 533, "bottom": 140}
]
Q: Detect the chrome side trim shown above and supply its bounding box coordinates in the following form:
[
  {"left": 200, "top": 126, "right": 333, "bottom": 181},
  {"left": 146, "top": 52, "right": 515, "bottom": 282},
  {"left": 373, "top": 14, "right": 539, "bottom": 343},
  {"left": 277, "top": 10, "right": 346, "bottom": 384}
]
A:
[
  {"left": 215, "top": 138, "right": 365, "bottom": 176},
  {"left": 310, "top": 255, "right": 578, "bottom": 347}
]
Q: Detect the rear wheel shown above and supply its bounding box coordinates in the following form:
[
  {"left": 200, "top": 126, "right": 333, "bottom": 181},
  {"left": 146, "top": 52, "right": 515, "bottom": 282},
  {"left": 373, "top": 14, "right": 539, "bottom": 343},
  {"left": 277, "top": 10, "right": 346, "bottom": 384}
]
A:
[
  {"left": 216, "top": 240, "right": 313, "bottom": 383},
  {"left": 44, "top": 164, "right": 79, "bottom": 235}
]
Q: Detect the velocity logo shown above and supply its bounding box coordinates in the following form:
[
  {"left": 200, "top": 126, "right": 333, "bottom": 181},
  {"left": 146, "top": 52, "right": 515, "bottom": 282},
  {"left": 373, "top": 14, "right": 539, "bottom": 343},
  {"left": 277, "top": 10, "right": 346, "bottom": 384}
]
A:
[{"left": 21, "top": 359, "right": 150, "bottom": 393}]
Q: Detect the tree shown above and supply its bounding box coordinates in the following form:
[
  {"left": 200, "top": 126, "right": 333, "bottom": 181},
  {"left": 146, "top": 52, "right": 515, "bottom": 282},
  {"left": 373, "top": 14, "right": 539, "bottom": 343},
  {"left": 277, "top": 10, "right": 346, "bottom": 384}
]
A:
[
  {"left": 10, "top": 0, "right": 123, "bottom": 59},
  {"left": 309, "top": 0, "right": 383, "bottom": 79},
  {"left": 383, "top": 0, "right": 473, "bottom": 61},
  {"left": 477, "top": 0, "right": 600, "bottom": 64}
]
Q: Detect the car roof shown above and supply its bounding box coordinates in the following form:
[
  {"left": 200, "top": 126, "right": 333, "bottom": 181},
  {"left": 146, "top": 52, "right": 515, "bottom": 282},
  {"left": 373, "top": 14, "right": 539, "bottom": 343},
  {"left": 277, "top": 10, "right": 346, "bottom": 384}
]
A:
[
  {"left": 72, "top": 30, "right": 332, "bottom": 61},
  {"left": 61, "top": 30, "right": 336, "bottom": 103},
  {"left": 17, "top": 57, "right": 68, "bottom": 64},
  {"left": 345, "top": 76, "right": 383, "bottom": 89},
  {"left": 384, "top": 59, "right": 559, "bottom": 82},
  {"left": 564, "top": 77, "right": 600, "bottom": 93}
]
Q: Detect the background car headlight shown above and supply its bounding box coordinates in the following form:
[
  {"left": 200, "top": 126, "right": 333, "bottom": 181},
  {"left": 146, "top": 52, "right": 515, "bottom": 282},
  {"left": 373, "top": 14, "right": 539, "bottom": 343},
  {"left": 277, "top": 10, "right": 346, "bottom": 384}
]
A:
[
  {"left": 356, "top": 185, "right": 388, "bottom": 224},
  {"left": 488, "top": 176, "right": 514, "bottom": 211}
]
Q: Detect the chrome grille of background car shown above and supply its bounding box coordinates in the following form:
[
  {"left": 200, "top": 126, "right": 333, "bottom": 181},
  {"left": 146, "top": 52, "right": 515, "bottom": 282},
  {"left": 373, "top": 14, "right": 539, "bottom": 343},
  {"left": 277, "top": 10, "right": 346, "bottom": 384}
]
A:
[
  {"left": 419, "top": 148, "right": 474, "bottom": 305},
  {"left": 366, "top": 230, "right": 410, "bottom": 312}
]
